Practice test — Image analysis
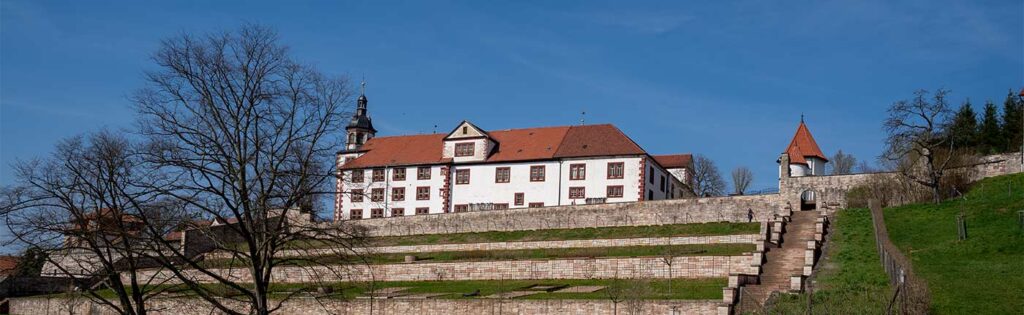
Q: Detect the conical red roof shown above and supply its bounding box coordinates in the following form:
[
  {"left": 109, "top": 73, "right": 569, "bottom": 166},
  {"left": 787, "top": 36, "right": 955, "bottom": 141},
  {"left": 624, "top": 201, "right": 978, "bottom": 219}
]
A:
[{"left": 784, "top": 122, "right": 828, "bottom": 165}]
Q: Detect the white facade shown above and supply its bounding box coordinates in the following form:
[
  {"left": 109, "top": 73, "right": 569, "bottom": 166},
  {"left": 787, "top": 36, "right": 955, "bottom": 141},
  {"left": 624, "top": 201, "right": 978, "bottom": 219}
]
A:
[
  {"left": 788, "top": 157, "right": 826, "bottom": 177},
  {"left": 337, "top": 164, "right": 447, "bottom": 219},
  {"left": 337, "top": 155, "right": 686, "bottom": 220}
]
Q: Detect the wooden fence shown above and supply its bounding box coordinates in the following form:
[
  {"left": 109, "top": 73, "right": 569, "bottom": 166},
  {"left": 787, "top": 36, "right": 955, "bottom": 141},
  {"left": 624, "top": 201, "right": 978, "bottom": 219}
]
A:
[{"left": 869, "top": 200, "right": 930, "bottom": 314}]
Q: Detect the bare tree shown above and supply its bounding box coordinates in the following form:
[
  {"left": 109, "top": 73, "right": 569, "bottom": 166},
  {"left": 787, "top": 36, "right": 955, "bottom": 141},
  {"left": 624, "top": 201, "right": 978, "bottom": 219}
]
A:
[
  {"left": 129, "top": 24, "right": 365, "bottom": 315},
  {"left": 2, "top": 130, "right": 180, "bottom": 315},
  {"left": 690, "top": 155, "right": 726, "bottom": 197},
  {"left": 883, "top": 89, "right": 957, "bottom": 204},
  {"left": 829, "top": 150, "right": 857, "bottom": 175},
  {"left": 730, "top": 166, "right": 753, "bottom": 195}
]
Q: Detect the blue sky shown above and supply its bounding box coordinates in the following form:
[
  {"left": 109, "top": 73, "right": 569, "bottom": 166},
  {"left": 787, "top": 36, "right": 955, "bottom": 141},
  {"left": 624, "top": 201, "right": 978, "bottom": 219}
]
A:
[{"left": 2, "top": 1, "right": 1022, "bottom": 193}]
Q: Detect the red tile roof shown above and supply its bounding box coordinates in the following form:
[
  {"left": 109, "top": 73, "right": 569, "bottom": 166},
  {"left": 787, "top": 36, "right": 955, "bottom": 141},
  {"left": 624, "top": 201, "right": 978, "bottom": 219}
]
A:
[
  {"left": 554, "top": 124, "right": 646, "bottom": 158},
  {"left": 784, "top": 122, "right": 828, "bottom": 165},
  {"left": 340, "top": 124, "right": 652, "bottom": 169},
  {"left": 653, "top": 154, "right": 693, "bottom": 169},
  {"left": 0, "top": 256, "right": 19, "bottom": 276}
]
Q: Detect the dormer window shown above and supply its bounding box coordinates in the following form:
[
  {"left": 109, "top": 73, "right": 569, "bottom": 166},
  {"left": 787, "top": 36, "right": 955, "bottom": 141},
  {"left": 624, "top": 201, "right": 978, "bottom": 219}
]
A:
[{"left": 455, "top": 143, "right": 475, "bottom": 157}]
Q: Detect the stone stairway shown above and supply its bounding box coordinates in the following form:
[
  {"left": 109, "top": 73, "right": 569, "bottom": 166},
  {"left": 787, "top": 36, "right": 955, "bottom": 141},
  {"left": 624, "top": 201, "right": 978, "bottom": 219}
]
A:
[{"left": 742, "top": 210, "right": 821, "bottom": 304}]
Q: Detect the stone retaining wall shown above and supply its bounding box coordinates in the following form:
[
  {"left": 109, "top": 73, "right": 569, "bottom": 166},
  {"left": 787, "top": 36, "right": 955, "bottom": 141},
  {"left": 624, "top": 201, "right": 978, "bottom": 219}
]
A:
[
  {"left": 345, "top": 194, "right": 781, "bottom": 237},
  {"left": 9, "top": 296, "right": 720, "bottom": 315},
  {"left": 133, "top": 255, "right": 755, "bottom": 284},
  {"left": 205, "top": 234, "right": 760, "bottom": 259}
]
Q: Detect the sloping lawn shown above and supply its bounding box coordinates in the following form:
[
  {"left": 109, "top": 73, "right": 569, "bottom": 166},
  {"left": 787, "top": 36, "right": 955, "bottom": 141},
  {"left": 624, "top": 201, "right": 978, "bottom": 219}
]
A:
[
  {"left": 200, "top": 243, "right": 755, "bottom": 268},
  {"left": 884, "top": 173, "right": 1024, "bottom": 314}
]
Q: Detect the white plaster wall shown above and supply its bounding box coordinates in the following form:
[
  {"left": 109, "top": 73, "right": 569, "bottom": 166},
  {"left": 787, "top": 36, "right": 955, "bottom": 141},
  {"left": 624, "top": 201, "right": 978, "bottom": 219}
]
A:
[
  {"left": 557, "top": 156, "right": 643, "bottom": 205},
  {"left": 341, "top": 165, "right": 446, "bottom": 219},
  {"left": 442, "top": 138, "right": 493, "bottom": 163},
  {"left": 789, "top": 163, "right": 810, "bottom": 177},
  {"left": 643, "top": 159, "right": 677, "bottom": 200},
  {"left": 667, "top": 168, "right": 689, "bottom": 185},
  {"left": 449, "top": 161, "right": 561, "bottom": 208},
  {"left": 807, "top": 158, "right": 826, "bottom": 176}
]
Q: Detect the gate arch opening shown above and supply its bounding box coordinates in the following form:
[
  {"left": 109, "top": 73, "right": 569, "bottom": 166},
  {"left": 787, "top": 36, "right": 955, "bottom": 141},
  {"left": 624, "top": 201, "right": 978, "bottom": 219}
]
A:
[{"left": 800, "top": 190, "right": 818, "bottom": 211}]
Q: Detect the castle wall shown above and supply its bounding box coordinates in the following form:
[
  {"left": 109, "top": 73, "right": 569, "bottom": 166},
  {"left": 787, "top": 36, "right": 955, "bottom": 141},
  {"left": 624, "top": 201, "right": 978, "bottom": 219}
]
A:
[
  {"left": 9, "top": 296, "right": 720, "bottom": 315},
  {"left": 131, "top": 255, "right": 756, "bottom": 284},
  {"left": 345, "top": 194, "right": 783, "bottom": 237}
]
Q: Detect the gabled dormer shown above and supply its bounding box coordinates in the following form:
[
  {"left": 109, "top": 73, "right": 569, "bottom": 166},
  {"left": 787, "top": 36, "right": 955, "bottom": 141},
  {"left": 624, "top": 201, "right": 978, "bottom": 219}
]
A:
[{"left": 443, "top": 120, "right": 497, "bottom": 163}]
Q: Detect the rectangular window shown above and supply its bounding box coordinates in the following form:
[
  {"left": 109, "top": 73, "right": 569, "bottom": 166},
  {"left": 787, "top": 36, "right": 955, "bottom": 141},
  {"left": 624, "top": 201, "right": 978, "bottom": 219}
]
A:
[
  {"left": 514, "top": 193, "right": 524, "bottom": 206},
  {"left": 349, "top": 209, "right": 363, "bottom": 220},
  {"left": 351, "top": 170, "right": 364, "bottom": 183},
  {"left": 647, "top": 190, "right": 653, "bottom": 200},
  {"left": 371, "top": 188, "right": 384, "bottom": 202},
  {"left": 570, "top": 164, "right": 586, "bottom": 180},
  {"left": 393, "top": 168, "right": 406, "bottom": 181},
  {"left": 569, "top": 187, "right": 586, "bottom": 199},
  {"left": 391, "top": 208, "right": 404, "bottom": 217},
  {"left": 416, "top": 207, "right": 429, "bottom": 215},
  {"left": 607, "top": 162, "right": 624, "bottom": 179},
  {"left": 493, "top": 203, "right": 509, "bottom": 210},
  {"left": 418, "top": 167, "right": 431, "bottom": 180},
  {"left": 660, "top": 176, "right": 666, "bottom": 192},
  {"left": 495, "top": 167, "right": 510, "bottom": 183},
  {"left": 454, "top": 142, "right": 475, "bottom": 157},
  {"left": 454, "top": 204, "right": 468, "bottom": 212},
  {"left": 370, "top": 208, "right": 384, "bottom": 218},
  {"left": 530, "top": 165, "right": 545, "bottom": 182},
  {"left": 372, "top": 169, "right": 385, "bottom": 182},
  {"left": 416, "top": 187, "right": 430, "bottom": 200},
  {"left": 350, "top": 189, "right": 364, "bottom": 202},
  {"left": 528, "top": 202, "right": 544, "bottom": 208},
  {"left": 648, "top": 166, "right": 655, "bottom": 184},
  {"left": 607, "top": 185, "right": 624, "bottom": 198},
  {"left": 456, "top": 169, "right": 470, "bottom": 185},
  {"left": 392, "top": 187, "right": 405, "bottom": 201}
]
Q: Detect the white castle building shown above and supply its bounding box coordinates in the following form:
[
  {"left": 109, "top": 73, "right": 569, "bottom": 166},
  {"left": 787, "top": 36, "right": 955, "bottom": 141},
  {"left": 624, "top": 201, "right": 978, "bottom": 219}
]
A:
[{"left": 334, "top": 86, "right": 694, "bottom": 220}]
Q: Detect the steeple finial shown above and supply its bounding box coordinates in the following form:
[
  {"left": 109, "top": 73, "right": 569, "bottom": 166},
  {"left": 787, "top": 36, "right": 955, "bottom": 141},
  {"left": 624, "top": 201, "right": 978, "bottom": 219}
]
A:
[
  {"left": 360, "top": 77, "right": 366, "bottom": 96},
  {"left": 580, "top": 111, "right": 586, "bottom": 125},
  {"left": 800, "top": 113, "right": 804, "bottom": 123}
]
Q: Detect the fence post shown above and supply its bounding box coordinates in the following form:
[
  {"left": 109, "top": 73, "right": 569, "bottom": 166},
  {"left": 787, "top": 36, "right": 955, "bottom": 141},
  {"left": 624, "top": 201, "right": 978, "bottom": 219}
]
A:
[{"left": 956, "top": 214, "right": 968, "bottom": 241}]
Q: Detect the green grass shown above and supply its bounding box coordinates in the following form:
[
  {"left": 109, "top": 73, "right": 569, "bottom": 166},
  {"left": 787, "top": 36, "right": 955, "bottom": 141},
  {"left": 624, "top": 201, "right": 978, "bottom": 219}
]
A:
[
  {"left": 284, "top": 222, "right": 760, "bottom": 249},
  {"left": 83, "top": 278, "right": 727, "bottom": 301},
  {"left": 767, "top": 207, "right": 893, "bottom": 314},
  {"left": 882, "top": 173, "right": 1024, "bottom": 314},
  {"left": 201, "top": 243, "right": 755, "bottom": 268}
]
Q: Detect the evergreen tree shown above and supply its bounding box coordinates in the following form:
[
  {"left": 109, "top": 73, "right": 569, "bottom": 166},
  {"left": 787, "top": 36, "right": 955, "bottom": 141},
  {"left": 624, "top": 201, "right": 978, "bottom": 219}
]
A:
[
  {"left": 1001, "top": 90, "right": 1023, "bottom": 153},
  {"left": 948, "top": 100, "right": 978, "bottom": 150},
  {"left": 978, "top": 100, "right": 1004, "bottom": 154}
]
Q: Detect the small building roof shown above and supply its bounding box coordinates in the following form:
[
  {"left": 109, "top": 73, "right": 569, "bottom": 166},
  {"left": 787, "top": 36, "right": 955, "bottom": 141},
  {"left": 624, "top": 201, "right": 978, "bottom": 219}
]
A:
[
  {"left": 784, "top": 121, "right": 828, "bottom": 165},
  {"left": 653, "top": 154, "right": 693, "bottom": 169},
  {"left": 0, "top": 256, "right": 20, "bottom": 276}
]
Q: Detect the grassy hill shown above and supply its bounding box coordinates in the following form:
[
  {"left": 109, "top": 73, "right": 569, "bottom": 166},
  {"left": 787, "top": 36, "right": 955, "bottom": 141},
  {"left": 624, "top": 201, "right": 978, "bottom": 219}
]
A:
[
  {"left": 884, "top": 172, "right": 1024, "bottom": 314},
  {"left": 769, "top": 172, "right": 1023, "bottom": 314}
]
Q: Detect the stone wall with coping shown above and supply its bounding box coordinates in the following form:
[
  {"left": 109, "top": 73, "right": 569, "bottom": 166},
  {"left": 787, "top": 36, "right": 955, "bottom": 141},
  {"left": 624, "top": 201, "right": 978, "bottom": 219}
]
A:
[
  {"left": 204, "top": 234, "right": 760, "bottom": 259},
  {"left": 132, "top": 255, "right": 755, "bottom": 284},
  {"left": 344, "top": 194, "right": 783, "bottom": 237},
  {"left": 9, "top": 296, "right": 720, "bottom": 315}
]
